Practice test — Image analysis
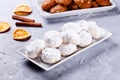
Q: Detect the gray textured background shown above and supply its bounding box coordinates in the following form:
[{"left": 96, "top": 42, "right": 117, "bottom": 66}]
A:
[{"left": 0, "top": 0, "right": 120, "bottom": 80}]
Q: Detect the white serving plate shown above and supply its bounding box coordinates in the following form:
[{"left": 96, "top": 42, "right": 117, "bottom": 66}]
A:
[
  {"left": 18, "top": 27, "right": 112, "bottom": 71},
  {"left": 34, "top": 0, "right": 116, "bottom": 18}
]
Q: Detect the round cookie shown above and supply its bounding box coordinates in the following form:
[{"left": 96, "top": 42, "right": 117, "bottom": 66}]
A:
[
  {"left": 68, "top": 3, "right": 79, "bottom": 10},
  {"left": 74, "top": 0, "right": 92, "bottom": 9},
  {"left": 26, "top": 39, "right": 45, "bottom": 59},
  {"left": 59, "top": 43, "right": 77, "bottom": 56},
  {"left": 78, "top": 31, "right": 92, "bottom": 47},
  {"left": 61, "top": 22, "right": 82, "bottom": 33},
  {"left": 41, "top": 0, "right": 56, "bottom": 11},
  {"left": 50, "top": 5, "right": 67, "bottom": 13},
  {"left": 55, "top": 0, "right": 72, "bottom": 6},
  {"left": 92, "top": 1, "right": 99, "bottom": 7},
  {"left": 76, "top": 20, "right": 89, "bottom": 31},
  {"left": 87, "top": 21, "right": 102, "bottom": 40},
  {"left": 44, "top": 30, "right": 63, "bottom": 48},
  {"left": 96, "top": 0, "right": 111, "bottom": 6},
  {"left": 61, "top": 30, "right": 80, "bottom": 45},
  {"left": 41, "top": 48, "right": 61, "bottom": 64}
]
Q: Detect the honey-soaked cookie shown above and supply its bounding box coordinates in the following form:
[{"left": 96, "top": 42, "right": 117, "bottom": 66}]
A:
[
  {"left": 92, "top": 1, "right": 99, "bottom": 7},
  {"left": 96, "top": 0, "right": 111, "bottom": 6},
  {"left": 68, "top": 3, "right": 79, "bottom": 10},
  {"left": 0, "top": 22, "right": 10, "bottom": 33},
  {"left": 50, "top": 5, "right": 68, "bottom": 13},
  {"left": 55, "top": 0, "right": 72, "bottom": 6},
  {"left": 13, "top": 28, "right": 31, "bottom": 40},
  {"left": 74, "top": 0, "right": 92, "bottom": 9},
  {"left": 41, "top": 0, "right": 56, "bottom": 11},
  {"left": 14, "top": 4, "right": 32, "bottom": 16}
]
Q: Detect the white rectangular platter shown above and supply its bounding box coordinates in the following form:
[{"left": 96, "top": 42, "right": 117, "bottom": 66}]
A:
[
  {"left": 18, "top": 27, "right": 112, "bottom": 71},
  {"left": 34, "top": 0, "right": 116, "bottom": 18}
]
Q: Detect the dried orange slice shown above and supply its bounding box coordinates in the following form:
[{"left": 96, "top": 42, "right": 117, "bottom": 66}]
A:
[
  {"left": 0, "top": 22, "right": 10, "bottom": 33},
  {"left": 14, "top": 4, "right": 32, "bottom": 16},
  {"left": 13, "top": 28, "right": 31, "bottom": 40}
]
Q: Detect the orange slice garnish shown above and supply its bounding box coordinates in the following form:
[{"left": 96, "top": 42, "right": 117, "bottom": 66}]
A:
[
  {"left": 0, "top": 22, "right": 10, "bottom": 33},
  {"left": 14, "top": 4, "right": 32, "bottom": 16},
  {"left": 13, "top": 28, "right": 31, "bottom": 40}
]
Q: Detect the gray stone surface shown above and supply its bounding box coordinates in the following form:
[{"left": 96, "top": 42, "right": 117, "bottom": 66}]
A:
[{"left": 0, "top": 0, "right": 120, "bottom": 80}]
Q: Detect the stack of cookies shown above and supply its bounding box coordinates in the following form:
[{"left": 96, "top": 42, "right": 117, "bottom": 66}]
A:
[{"left": 41, "top": 0, "right": 111, "bottom": 13}]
